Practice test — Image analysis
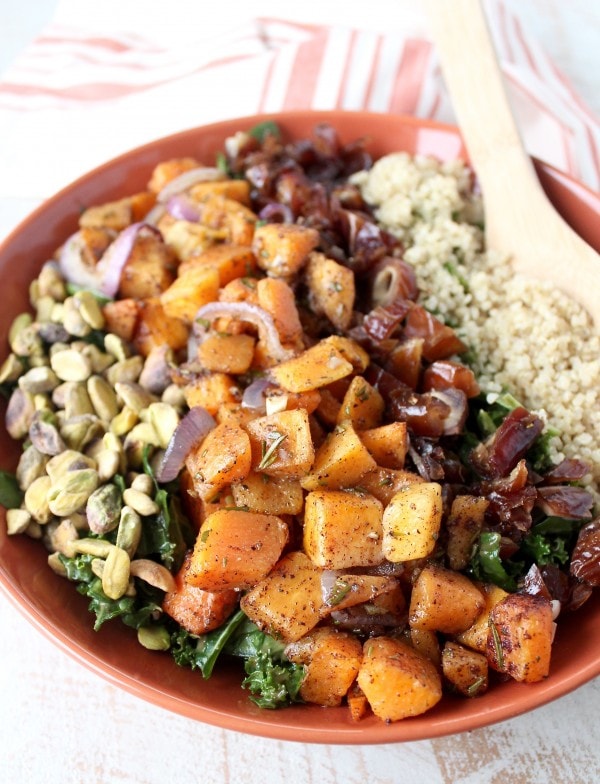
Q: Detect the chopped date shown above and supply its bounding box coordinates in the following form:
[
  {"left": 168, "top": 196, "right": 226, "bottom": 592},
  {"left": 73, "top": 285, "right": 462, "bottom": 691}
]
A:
[
  {"left": 570, "top": 518, "right": 600, "bottom": 586},
  {"left": 471, "top": 407, "right": 545, "bottom": 479},
  {"left": 536, "top": 486, "right": 595, "bottom": 520}
]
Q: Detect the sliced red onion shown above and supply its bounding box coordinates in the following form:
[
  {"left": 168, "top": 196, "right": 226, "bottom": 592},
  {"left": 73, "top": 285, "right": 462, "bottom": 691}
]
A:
[
  {"left": 143, "top": 203, "right": 167, "bottom": 226},
  {"left": 96, "top": 222, "right": 161, "bottom": 298},
  {"left": 157, "top": 167, "right": 225, "bottom": 202},
  {"left": 320, "top": 569, "right": 342, "bottom": 606},
  {"left": 58, "top": 231, "right": 109, "bottom": 293},
  {"left": 193, "top": 301, "right": 296, "bottom": 362},
  {"left": 156, "top": 406, "right": 216, "bottom": 483},
  {"left": 242, "top": 377, "right": 276, "bottom": 413},
  {"left": 166, "top": 194, "right": 201, "bottom": 222},
  {"left": 258, "top": 202, "right": 294, "bottom": 223}
]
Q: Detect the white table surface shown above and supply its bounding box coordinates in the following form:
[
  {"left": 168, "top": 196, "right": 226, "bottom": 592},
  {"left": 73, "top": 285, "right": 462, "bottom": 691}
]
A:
[{"left": 1, "top": 2, "right": 599, "bottom": 783}]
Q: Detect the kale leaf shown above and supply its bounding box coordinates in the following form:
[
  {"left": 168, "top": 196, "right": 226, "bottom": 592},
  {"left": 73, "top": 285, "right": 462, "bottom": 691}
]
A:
[
  {"left": 171, "top": 611, "right": 305, "bottom": 709},
  {"left": 59, "top": 553, "right": 162, "bottom": 631},
  {"left": 470, "top": 531, "right": 519, "bottom": 592},
  {"left": 0, "top": 470, "right": 24, "bottom": 509}
]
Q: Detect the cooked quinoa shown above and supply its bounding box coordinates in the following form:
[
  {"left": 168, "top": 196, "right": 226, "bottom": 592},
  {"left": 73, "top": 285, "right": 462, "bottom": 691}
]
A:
[{"left": 351, "top": 152, "right": 600, "bottom": 501}]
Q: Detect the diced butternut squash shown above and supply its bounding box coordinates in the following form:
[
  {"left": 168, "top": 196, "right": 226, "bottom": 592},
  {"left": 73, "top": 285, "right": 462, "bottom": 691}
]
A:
[
  {"left": 410, "top": 628, "right": 442, "bottom": 667},
  {"left": 162, "top": 553, "right": 238, "bottom": 635},
  {"left": 442, "top": 641, "right": 488, "bottom": 697},
  {"left": 215, "top": 402, "right": 258, "bottom": 429},
  {"left": 160, "top": 264, "right": 219, "bottom": 323},
  {"left": 252, "top": 223, "right": 319, "bottom": 278},
  {"left": 487, "top": 593, "right": 553, "bottom": 683},
  {"left": 347, "top": 683, "right": 370, "bottom": 721},
  {"left": 160, "top": 219, "right": 225, "bottom": 261},
  {"left": 185, "top": 509, "right": 289, "bottom": 591},
  {"left": 79, "top": 192, "right": 156, "bottom": 231},
  {"left": 382, "top": 482, "right": 443, "bottom": 562},
  {"left": 230, "top": 471, "right": 304, "bottom": 515},
  {"left": 357, "top": 467, "right": 424, "bottom": 505},
  {"left": 357, "top": 637, "right": 442, "bottom": 721},
  {"left": 321, "top": 336, "right": 369, "bottom": 373},
  {"left": 102, "top": 298, "right": 139, "bottom": 342},
  {"left": 456, "top": 583, "right": 510, "bottom": 653},
  {"left": 337, "top": 376, "right": 384, "bottom": 430},
  {"left": 284, "top": 628, "right": 363, "bottom": 707},
  {"left": 147, "top": 157, "right": 201, "bottom": 193},
  {"left": 271, "top": 340, "right": 354, "bottom": 394},
  {"left": 119, "top": 231, "right": 177, "bottom": 299},
  {"left": 300, "top": 422, "right": 376, "bottom": 491},
  {"left": 182, "top": 373, "right": 239, "bottom": 415},
  {"left": 240, "top": 551, "right": 323, "bottom": 642},
  {"left": 304, "top": 251, "right": 355, "bottom": 330},
  {"left": 132, "top": 298, "right": 190, "bottom": 356},
  {"left": 409, "top": 563, "right": 485, "bottom": 634},
  {"left": 196, "top": 194, "right": 257, "bottom": 246},
  {"left": 245, "top": 408, "right": 315, "bottom": 479},
  {"left": 445, "top": 495, "right": 489, "bottom": 571},
  {"left": 303, "top": 489, "right": 384, "bottom": 569},
  {"left": 189, "top": 178, "right": 251, "bottom": 206},
  {"left": 179, "top": 467, "right": 229, "bottom": 530},
  {"left": 359, "top": 422, "right": 408, "bottom": 469},
  {"left": 184, "top": 421, "right": 252, "bottom": 500},
  {"left": 179, "top": 243, "right": 256, "bottom": 285},
  {"left": 197, "top": 333, "right": 256, "bottom": 374},
  {"left": 256, "top": 277, "right": 303, "bottom": 345}
]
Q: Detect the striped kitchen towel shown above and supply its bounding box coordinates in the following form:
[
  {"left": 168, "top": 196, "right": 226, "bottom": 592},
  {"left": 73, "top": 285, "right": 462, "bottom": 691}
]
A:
[{"left": 0, "top": 0, "right": 598, "bottom": 212}]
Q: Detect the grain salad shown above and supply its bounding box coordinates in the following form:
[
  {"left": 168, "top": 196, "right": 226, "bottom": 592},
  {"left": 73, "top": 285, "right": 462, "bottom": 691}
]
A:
[
  {"left": 352, "top": 152, "right": 600, "bottom": 501},
  {"left": 1, "top": 121, "right": 599, "bottom": 724}
]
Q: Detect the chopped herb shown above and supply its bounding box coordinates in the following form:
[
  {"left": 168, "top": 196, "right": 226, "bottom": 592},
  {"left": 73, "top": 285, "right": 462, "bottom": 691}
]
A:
[
  {"left": 443, "top": 260, "right": 470, "bottom": 292},
  {"left": 326, "top": 578, "right": 351, "bottom": 606},
  {"left": 489, "top": 620, "right": 504, "bottom": 669},
  {"left": 201, "top": 529, "right": 211, "bottom": 543},
  {"left": 65, "top": 282, "right": 113, "bottom": 304},
  {"left": 248, "top": 120, "right": 281, "bottom": 143},
  {"left": 258, "top": 432, "right": 287, "bottom": 471},
  {"left": 466, "top": 676, "right": 486, "bottom": 697},
  {"left": 196, "top": 317, "right": 211, "bottom": 330},
  {"left": 356, "top": 385, "right": 370, "bottom": 402},
  {"left": 379, "top": 476, "right": 393, "bottom": 487}
]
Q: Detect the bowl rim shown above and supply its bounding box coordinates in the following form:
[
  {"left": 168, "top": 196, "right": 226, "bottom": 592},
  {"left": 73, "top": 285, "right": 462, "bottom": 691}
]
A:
[{"left": 1, "top": 108, "right": 599, "bottom": 745}]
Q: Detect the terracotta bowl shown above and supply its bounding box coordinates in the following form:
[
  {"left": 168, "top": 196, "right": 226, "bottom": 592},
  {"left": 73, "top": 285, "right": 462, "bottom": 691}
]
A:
[{"left": 1, "top": 111, "right": 598, "bottom": 744}]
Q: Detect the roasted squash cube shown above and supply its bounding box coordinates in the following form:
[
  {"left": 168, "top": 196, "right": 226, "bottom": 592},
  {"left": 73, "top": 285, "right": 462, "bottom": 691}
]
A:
[
  {"left": 303, "top": 489, "right": 384, "bottom": 569},
  {"left": 305, "top": 251, "right": 355, "bottom": 330},
  {"left": 359, "top": 422, "right": 408, "bottom": 469},
  {"left": 456, "top": 583, "right": 510, "bottom": 653},
  {"left": 185, "top": 509, "right": 289, "bottom": 591},
  {"left": 271, "top": 340, "right": 354, "bottom": 394},
  {"left": 184, "top": 421, "right": 252, "bottom": 500},
  {"left": 197, "top": 333, "right": 256, "bottom": 374},
  {"left": 230, "top": 472, "right": 304, "bottom": 515},
  {"left": 446, "top": 495, "right": 488, "bottom": 571},
  {"left": 442, "top": 641, "right": 488, "bottom": 697},
  {"left": 409, "top": 563, "right": 485, "bottom": 634},
  {"left": 252, "top": 223, "right": 320, "bottom": 278},
  {"left": 357, "top": 637, "right": 442, "bottom": 721},
  {"left": 300, "top": 422, "right": 376, "bottom": 491},
  {"left": 382, "top": 482, "right": 443, "bottom": 562},
  {"left": 285, "top": 628, "right": 363, "bottom": 707},
  {"left": 160, "top": 264, "right": 219, "bottom": 323},
  {"left": 487, "top": 593, "right": 553, "bottom": 682},
  {"left": 245, "top": 408, "right": 315, "bottom": 479},
  {"left": 337, "top": 376, "right": 384, "bottom": 430},
  {"left": 240, "top": 551, "right": 323, "bottom": 642},
  {"left": 162, "top": 553, "right": 239, "bottom": 635}
]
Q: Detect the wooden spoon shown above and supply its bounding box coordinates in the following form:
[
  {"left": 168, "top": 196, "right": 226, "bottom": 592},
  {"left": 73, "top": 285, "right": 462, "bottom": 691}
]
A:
[{"left": 424, "top": 0, "right": 600, "bottom": 330}]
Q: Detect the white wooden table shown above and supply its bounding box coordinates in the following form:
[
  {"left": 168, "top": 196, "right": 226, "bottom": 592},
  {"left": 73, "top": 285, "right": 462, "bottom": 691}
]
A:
[{"left": 1, "top": 2, "right": 599, "bottom": 782}]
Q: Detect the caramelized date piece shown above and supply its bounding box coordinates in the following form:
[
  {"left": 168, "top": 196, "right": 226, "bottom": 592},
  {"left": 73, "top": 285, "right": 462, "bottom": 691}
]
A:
[
  {"left": 422, "top": 360, "right": 480, "bottom": 398},
  {"left": 403, "top": 305, "right": 467, "bottom": 362},
  {"left": 536, "top": 486, "right": 594, "bottom": 520},
  {"left": 542, "top": 458, "right": 590, "bottom": 485},
  {"left": 570, "top": 518, "right": 600, "bottom": 586},
  {"left": 384, "top": 338, "right": 424, "bottom": 390},
  {"left": 363, "top": 299, "right": 412, "bottom": 341},
  {"left": 471, "top": 407, "right": 544, "bottom": 479}
]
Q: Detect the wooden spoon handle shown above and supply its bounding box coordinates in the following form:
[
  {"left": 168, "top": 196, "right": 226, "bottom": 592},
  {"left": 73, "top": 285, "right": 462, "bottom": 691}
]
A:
[{"left": 423, "top": 0, "right": 539, "bottom": 202}]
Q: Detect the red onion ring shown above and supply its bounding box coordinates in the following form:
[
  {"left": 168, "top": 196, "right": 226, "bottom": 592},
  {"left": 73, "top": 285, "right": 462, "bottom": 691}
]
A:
[
  {"left": 241, "top": 377, "right": 276, "bottom": 413},
  {"left": 96, "top": 223, "right": 161, "bottom": 298},
  {"left": 258, "top": 202, "right": 294, "bottom": 223},
  {"left": 157, "top": 167, "right": 225, "bottom": 202},
  {"left": 156, "top": 406, "right": 216, "bottom": 483},
  {"left": 193, "top": 301, "right": 296, "bottom": 362},
  {"left": 166, "top": 194, "right": 201, "bottom": 222},
  {"left": 58, "top": 231, "right": 112, "bottom": 293}
]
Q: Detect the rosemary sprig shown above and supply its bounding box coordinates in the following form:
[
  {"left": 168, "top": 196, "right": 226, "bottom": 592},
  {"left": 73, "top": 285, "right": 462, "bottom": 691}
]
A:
[{"left": 258, "top": 432, "right": 287, "bottom": 471}]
